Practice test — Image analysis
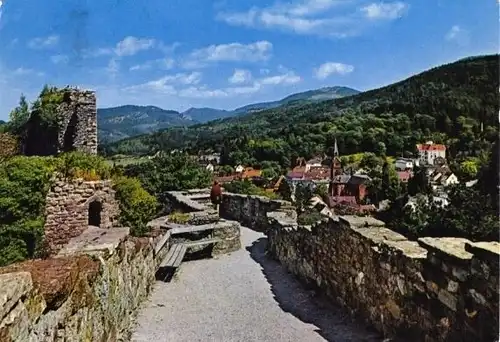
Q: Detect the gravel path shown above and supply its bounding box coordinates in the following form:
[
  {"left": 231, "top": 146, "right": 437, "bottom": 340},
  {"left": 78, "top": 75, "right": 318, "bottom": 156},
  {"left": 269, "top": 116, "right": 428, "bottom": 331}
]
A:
[{"left": 131, "top": 227, "right": 382, "bottom": 342}]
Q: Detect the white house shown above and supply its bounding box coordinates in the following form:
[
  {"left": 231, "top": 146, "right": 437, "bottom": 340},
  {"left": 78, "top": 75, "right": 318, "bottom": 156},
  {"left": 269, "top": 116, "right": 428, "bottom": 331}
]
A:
[
  {"left": 206, "top": 163, "right": 214, "bottom": 172},
  {"left": 441, "top": 173, "right": 459, "bottom": 186},
  {"left": 395, "top": 158, "right": 416, "bottom": 171},
  {"left": 416, "top": 141, "right": 446, "bottom": 166},
  {"left": 235, "top": 165, "right": 245, "bottom": 173},
  {"left": 305, "top": 157, "right": 323, "bottom": 172}
]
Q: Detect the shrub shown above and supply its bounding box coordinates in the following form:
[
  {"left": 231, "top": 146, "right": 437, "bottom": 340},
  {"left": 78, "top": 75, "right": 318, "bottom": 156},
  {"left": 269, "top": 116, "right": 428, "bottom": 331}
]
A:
[
  {"left": 224, "top": 179, "right": 280, "bottom": 199},
  {"left": 113, "top": 176, "right": 158, "bottom": 236},
  {"left": 0, "top": 133, "right": 19, "bottom": 160},
  {"left": 55, "top": 152, "right": 112, "bottom": 180},
  {"left": 0, "top": 157, "right": 55, "bottom": 266},
  {"left": 297, "top": 210, "right": 324, "bottom": 225}
]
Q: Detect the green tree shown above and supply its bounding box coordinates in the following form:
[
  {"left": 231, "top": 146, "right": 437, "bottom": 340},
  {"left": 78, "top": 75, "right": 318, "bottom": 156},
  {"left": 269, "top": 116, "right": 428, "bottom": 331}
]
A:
[
  {"left": 458, "top": 159, "right": 479, "bottom": 180},
  {"left": 294, "top": 183, "right": 314, "bottom": 213},
  {"left": 381, "top": 161, "right": 401, "bottom": 201},
  {"left": 7, "top": 94, "right": 30, "bottom": 135},
  {"left": 277, "top": 179, "right": 292, "bottom": 201},
  {"left": 125, "top": 153, "right": 212, "bottom": 207},
  {"left": 407, "top": 166, "right": 431, "bottom": 196}
]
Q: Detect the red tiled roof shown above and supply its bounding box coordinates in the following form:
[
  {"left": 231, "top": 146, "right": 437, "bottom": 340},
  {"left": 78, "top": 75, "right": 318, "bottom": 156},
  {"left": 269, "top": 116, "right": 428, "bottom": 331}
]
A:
[
  {"left": 416, "top": 143, "right": 446, "bottom": 151},
  {"left": 287, "top": 171, "right": 304, "bottom": 179},
  {"left": 291, "top": 166, "right": 306, "bottom": 173},
  {"left": 303, "top": 167, "right": 330, "bottom": 180},
  {"left": 242, "top": 170, "right": 262, "bottom": 178},
  {"left": 397, "top": 171, "right": 412, "bottom": 182},
  {"left": 215, "top": 176, "right": 236, "bottom": 183},
  {"left": 328, "top": 196, "right": 357, "bottom": 205}
]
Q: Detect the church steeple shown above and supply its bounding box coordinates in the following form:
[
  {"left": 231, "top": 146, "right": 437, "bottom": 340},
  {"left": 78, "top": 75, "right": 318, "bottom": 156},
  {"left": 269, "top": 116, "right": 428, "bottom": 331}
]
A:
[{"left": 333, "top": 137, "right": 339, "bottom": 157}]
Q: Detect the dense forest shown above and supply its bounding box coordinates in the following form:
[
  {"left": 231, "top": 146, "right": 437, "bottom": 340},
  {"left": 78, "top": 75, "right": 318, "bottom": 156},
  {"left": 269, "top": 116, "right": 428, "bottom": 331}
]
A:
[{"left": 102, "top": 55, "right": 499, "bottom": 170}]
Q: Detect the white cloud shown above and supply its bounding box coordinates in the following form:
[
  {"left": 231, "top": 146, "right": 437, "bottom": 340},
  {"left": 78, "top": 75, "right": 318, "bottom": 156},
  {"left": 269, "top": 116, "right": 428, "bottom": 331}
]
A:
[
  {"left": 183, "top": 41, "right": 273, "bottom": 68},
  {"left": 27, "top": 35, "right": 59, "bottom": 49},
  {"left": 12, "top": 67, "right": 44, "bottom": 77},
  {"left": 228, "top": 69, "right": 252, "bottom": 84},
  {"left": 217, "top": 0, "right": 408, "bottom": 37},
  {"left": 50, "top": 54, "right": 69, "bottom": 65},
  {"left": 314, "top": 62, "right": 354, "bottom": 79},
  {"left": 125, "top": 72, "right": 203, "bottom": 94},
  {"left": 360, "top": 2, "right": 408, "bottom": 19},
  {"left": 258, "top": 71, "right": 301, "bottom": 85},
  {"left": 124, "top": 68, "right": 300, "bottom": 100},
  {"left": 0, "top": 1, "right": 3, "bottom": 23},
  {"left": 84, "top": 36, "right": 163, "bottom": 59},
  {"left": 115, "top": 36, "right": 156, "bottom": 57},
  {"left": 130, "top": 58, "right": 175, "bottom": 71},
  {"left": 445, "top": 25, "right": 470, "bottom": 46},
  {"left": 106, "top": 58, "right": 120, "bottom": 78}
]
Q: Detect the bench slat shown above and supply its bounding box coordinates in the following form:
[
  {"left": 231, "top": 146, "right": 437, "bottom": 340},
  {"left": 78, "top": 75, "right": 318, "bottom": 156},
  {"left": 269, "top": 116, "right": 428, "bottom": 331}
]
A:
[
  {"left": 169, "top": 222, "right": 234, "bottom": 235},
  {"left": 154, "top": 231, "right": 171, "bottom": 255},
  {"left": 184, "top": 238, "right": 222, "bottom": 247},
  {"left": 171, "top": 245, "right": 187, "bottom": 267},
  {"left": 160, "top": 243, "right": 184, "bottom": 268}
]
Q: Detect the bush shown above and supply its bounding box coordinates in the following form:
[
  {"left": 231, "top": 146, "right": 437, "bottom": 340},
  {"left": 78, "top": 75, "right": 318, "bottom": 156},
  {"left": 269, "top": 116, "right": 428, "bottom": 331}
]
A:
[
  {"left": 0, "top": 133, "right": 19, "bottom": 160},
  {"left": 113, "top": 176, "right": 158, "bottom": 236},
  {"left": 0, "top": 156, "right": 56, "bottom": 266},
  {"left": 124, "top": 153, "right": 212, "bottom": 206},
  {"left": 297, "top": 210, "right": 324, "bottom": 225},
  {"left": 54, "top": 151, "right": 112, "bottom": 180},
  {"left": 224, "top": 179, "right": 279, "bottom": 199}
]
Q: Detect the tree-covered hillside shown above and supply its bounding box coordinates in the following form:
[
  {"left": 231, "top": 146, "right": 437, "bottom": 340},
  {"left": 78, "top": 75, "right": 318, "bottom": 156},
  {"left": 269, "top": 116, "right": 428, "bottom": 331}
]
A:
[
  {"left": 102, "top": 55, "right": 499, "bottom": 168},
  {"left": 98, "top": 105, "right": 195, "bottom": 143}
]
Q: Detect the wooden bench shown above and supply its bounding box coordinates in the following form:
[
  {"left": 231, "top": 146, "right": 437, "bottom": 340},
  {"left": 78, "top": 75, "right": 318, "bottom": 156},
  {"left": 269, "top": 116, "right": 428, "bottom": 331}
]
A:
[
  {"left": 169, "top": 222, "right": 233, "bottom": 235},
  {"left": 160, "top": 243, "right": 187, "bottom": 269},
  {"left": 184, "top": 238, "right": 221, "bottom": 247}
]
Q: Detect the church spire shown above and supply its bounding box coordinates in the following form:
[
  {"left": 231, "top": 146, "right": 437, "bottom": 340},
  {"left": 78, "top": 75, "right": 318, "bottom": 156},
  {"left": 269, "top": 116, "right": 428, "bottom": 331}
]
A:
[{"left": 334, "top": 137, "right": 339, "bottom": 157}]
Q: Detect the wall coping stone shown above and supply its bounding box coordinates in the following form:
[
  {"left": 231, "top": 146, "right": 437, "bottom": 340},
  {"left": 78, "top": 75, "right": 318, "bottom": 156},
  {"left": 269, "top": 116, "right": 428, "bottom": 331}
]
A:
[
  {"left": 339, "top": 215, "right": 385, "bottom": 227},
  {"left": 418, "top": 237, "right": 473, "bottom": 264},
  {"left": 167, "top": 191, "right": 207, "bottom": 212},
  {"left": 465, "top": 241, "right": 500, "bottom": 261},
  {"left": 56, "top": 226, "right": 130, "bottom": 257}
]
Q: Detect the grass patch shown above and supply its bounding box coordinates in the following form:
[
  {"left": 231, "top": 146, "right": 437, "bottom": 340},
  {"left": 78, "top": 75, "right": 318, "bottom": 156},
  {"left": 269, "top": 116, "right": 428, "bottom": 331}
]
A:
[{"left": 168, "top": 211, "right": 191, "bottom": 224}]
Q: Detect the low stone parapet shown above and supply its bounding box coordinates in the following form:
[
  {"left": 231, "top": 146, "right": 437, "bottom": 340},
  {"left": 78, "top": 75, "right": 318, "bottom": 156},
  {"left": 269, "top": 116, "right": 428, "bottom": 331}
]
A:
[
  {"left": 217, "top": 191, "right": 500, "bottom": 342},
  {"left": 0, "top": 226, "right": 169, "bottom": 341}
]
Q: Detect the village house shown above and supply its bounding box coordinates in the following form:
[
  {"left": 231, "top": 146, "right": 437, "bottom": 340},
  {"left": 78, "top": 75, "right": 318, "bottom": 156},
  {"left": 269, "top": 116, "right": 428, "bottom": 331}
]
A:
[
  {"left": 397, "top": 170, "right": 413, "bottom": 183},
  {"left": 235, "top": 165, "right": 245, "bottom": 173},
  {"left": 429, "top": 168, "right": 459, "bottom": 191},
  {"left": 206, "top": 163, "right": 215, "bottom": 173},
  {"left": 395, "top": 157, "right": 418, "bottom": 171},
  {"left": 416, "top": 141, "right": 446, "bottom": 166}
]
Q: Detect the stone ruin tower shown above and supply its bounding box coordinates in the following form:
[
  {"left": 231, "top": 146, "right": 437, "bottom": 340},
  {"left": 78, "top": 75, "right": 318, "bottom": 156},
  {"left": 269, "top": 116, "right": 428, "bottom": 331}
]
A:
[
  {"left": 57, "top": 89, "right": 98, "bottom": 155},
  {"left": 23, "top": 87, "right": 98, "bottom": 156}
]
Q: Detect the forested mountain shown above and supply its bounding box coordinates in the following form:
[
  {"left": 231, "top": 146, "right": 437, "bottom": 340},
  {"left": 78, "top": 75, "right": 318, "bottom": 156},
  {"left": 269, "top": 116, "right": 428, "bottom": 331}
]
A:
[
  {"left": 97, "top": 105, "right": 195, "bottom": 142},
  {"left": 102, "top": 54, "right": 499, "bottom": 167},
  {"left": 97, "top": 86, "right": 359, "bottom": 141},
  {"left": 231, "top": 86, "right": 360, "bottom": 115}
]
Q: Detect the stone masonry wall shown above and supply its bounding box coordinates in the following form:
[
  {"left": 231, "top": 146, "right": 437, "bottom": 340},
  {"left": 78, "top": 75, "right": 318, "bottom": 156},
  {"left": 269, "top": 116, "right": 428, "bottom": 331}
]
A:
[
  {"left": 163, "top": 190, "right": 242, "bottom": 256},
  {"left": 44, "top": 178, "right": 120, "bottom": 255},
  {"left": 57, "top": 89, "right": 98, "bottom": 155},
  {"left": 220, "top": 192, "right": 500, "bottom": 342},
  {"left": 0, "top": 226, "right": 170, "bottom": 342},
  {"left": 220, "top": 193, "right": 296, "bottom": 232}
]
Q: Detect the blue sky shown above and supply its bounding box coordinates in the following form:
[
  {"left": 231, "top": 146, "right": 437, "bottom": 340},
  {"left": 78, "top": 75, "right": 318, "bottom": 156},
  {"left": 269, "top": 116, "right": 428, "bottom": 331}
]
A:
[{"left": 0, "top": 0, "right": 498, "bottom": 120}]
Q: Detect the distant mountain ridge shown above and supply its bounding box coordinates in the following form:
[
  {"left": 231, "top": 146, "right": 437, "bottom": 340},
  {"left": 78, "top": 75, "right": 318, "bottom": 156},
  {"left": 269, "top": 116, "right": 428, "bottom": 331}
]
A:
[
  {"left": 98, "top": 105, "right": 192, "bottom": 142},
  {"left": 97, "top": 86, "right": 360, "bottom": 142}
]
